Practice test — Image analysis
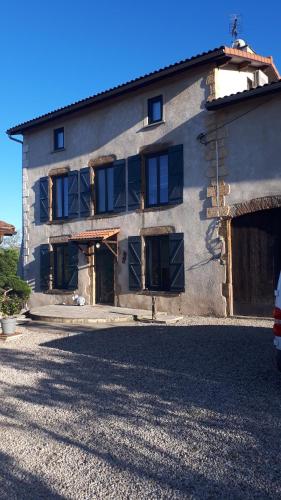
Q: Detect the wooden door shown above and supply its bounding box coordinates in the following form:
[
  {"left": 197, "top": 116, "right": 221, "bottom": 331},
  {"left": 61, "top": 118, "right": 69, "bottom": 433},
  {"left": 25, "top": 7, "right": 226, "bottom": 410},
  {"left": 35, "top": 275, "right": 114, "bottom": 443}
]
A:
[
  {"left": 95, "top": 246, "right": 114, "bottom": 305},
  {"left": 232, "top": 208, "right": 281, "bottom": 317}
]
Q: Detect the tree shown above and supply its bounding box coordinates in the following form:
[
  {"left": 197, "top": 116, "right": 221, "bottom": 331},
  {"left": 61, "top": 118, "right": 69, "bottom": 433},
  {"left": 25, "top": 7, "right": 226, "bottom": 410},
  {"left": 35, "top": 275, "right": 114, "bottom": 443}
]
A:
[
  {"left": 0, "top": 230, "right": 22, "bottom": 250},
  {"left": 0, "top": 247, "right": 31, "bottom": 301}
]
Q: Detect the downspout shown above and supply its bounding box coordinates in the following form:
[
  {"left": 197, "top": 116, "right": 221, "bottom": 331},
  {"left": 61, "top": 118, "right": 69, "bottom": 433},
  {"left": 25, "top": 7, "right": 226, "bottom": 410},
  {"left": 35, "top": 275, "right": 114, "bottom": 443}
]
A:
[
  {"left": 215, "top": 135, "right": 220, "bottom": 210},
  {"left": 8, "top": 134, "right": 23, "bottom": 145},
  {"left": 7, "top": 133, "right": 24, "bottom": 278}
]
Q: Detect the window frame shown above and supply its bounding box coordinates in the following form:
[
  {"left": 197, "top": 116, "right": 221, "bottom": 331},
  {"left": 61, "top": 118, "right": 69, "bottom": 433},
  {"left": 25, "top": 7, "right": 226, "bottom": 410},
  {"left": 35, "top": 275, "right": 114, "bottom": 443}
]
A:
[
  {"left": 145, "top": 151, "right": 169, "bottom": 208},
  {"left": 52, "top": 173, "right": 69, "bottom": 220},
  {"left": 54, "top": 127, "right": 65, "bottom": 151},
  {"left": 95, "top": 164, "right": 114, "bottom": 215},
  {"left": 147, "top": 95, "right": 163, "bottom": 125},
  {"left": 53, "top": 243, "right": 70, "bottom": 290},
  {"left": 145, "top": 235, "right": 170, "bottom": 292}
]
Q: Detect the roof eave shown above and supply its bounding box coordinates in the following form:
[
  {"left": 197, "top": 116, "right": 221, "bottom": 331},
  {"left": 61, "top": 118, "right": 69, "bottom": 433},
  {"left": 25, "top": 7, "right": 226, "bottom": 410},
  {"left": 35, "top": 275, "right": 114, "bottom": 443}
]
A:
[
  {"left": 206, "top": 80, "right": 281, "bottom": 110},
  {"left": 7, "top": 48, "right": 229, "bottom": 136}
]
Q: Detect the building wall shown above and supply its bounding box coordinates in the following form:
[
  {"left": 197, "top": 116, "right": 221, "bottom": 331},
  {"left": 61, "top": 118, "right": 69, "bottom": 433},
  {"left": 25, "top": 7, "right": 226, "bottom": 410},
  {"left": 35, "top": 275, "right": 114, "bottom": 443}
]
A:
[
  {"left": 216, "top": 94, "right": 281, "bottom": 206},
  {"left": 22, "top": 64, "right": 228, "bottom": 316},
  {"left": 215, "top": 66, "right": 268, "bottom": 99}
]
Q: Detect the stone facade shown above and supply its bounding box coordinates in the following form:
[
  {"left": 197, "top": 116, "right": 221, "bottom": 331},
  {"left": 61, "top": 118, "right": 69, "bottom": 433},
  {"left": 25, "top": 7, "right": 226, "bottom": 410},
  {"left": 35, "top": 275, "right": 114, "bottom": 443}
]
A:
[{"left": 12, "top": 48, "right": 281, "bottom": 316}]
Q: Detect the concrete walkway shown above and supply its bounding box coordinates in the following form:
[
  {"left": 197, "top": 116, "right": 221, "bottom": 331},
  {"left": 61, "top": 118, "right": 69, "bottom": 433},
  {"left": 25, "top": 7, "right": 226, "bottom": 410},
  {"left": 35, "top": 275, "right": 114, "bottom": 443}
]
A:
[{"left": 29, "top": 304, "right": 182, "bottom": 325}]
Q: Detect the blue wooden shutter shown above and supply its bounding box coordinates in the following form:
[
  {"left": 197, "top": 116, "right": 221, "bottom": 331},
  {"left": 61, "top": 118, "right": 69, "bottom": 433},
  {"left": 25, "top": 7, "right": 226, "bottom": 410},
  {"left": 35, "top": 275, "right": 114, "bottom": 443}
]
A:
[
  {"left": 168, "top": 145, "right": 183, "bottom": 205},
  {"left": 68, "top": 170, "right": 79, "bottom": 218},
  {"left": 67, "top": 242, "right": 78, "bottom": 290},
  {"left": 128, "top": 155, "right": 141, "bottom": 210},
  {"left": 40, "top": 244, "right": 50, "bottom": 290},
  {"left": 113, "top": 159, "right": 126, "bottom": 213},
  {"left": 80, "top": 167, "right": 91, "bottom": 217},
  {"left": 128, "top": 236, "right": 142, "bottom": 290},
  {"left": 169, "top": 233, "right": 185, "bottom": 292},
  {"left": 39, "top": 177, "right": 49, "bottom": 222}
]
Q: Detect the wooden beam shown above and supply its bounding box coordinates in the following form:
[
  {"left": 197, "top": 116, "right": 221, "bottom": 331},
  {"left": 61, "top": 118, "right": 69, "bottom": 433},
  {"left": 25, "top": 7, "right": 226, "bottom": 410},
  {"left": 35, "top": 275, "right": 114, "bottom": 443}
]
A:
[
  {"left": 238, "top": 61, "right": 251, "bottom": 70},
  {"left": 103, "top": 240, "right": 118, "bottom": 259}
]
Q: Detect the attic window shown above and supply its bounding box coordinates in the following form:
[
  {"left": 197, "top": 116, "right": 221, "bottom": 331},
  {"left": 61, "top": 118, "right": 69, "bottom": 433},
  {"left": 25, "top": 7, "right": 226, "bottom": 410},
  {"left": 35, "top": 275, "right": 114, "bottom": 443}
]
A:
[
  {"left": 54, "top": 127, "right": 64, "bottom": 150},
  {"left": 148, "top": 95, "right": 163, "bottom": 124}
]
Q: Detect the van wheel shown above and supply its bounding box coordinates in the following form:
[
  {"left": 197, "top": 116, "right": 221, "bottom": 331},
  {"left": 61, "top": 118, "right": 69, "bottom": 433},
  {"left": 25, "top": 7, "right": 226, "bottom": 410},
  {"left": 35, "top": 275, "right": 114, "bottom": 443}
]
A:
[{"left": 276, "top": 351, "right": 281, "bottom": 372}]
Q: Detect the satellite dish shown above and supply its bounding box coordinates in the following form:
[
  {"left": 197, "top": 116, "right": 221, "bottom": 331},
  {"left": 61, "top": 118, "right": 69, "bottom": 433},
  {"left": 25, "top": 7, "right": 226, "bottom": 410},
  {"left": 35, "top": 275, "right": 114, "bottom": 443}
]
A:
[{"left": 232, "top": 38, "right": 247, "bottom": 49}]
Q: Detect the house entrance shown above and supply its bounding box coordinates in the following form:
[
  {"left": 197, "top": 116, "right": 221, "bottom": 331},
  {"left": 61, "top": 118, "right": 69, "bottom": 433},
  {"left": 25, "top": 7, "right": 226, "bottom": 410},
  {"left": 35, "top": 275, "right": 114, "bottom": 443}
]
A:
[
  {"left": 95, "top": 246, "right": 115, "bottom": 305},
  {"left": 231, "top": 208, "right": 281, "bottom": 317}
]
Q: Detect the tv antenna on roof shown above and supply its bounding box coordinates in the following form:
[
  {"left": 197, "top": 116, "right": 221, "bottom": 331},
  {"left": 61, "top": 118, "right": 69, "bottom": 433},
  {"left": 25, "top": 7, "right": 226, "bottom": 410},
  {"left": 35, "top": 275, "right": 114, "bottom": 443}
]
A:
[{"left": 229, "top": 14, "right": 243, "bottom": 43}]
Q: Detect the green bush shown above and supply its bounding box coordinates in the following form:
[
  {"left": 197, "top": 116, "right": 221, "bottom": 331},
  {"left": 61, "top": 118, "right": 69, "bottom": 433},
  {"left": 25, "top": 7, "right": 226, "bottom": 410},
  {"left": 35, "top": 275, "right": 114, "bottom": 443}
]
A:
[
  {"left": 0, "top": 295, "right": 23, "bottom": 317},
  {"left": 0, "top": 248, "right": 31, "bottom": 313}
]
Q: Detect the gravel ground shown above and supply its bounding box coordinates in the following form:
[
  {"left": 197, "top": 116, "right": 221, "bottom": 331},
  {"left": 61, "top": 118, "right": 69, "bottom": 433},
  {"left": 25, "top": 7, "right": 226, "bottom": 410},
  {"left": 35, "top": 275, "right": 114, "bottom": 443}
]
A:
[{"left": 0, "top": 316, "right": 280, "bottom": 499}]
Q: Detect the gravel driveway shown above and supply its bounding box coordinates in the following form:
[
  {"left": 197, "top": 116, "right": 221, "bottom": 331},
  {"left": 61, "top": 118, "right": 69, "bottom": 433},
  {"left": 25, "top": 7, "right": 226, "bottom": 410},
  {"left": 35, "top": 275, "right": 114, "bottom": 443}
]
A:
[{"left": 0, "top": 317, "right": 280, "bottom": 499}]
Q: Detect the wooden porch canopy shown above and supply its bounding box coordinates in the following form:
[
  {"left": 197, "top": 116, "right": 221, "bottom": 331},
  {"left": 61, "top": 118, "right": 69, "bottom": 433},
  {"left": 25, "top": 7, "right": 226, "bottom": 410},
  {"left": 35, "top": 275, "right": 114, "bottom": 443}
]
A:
[
  {"left": 0, "top": 220, "right": 16, "bottom": 237},
  {"left": 69, "top": 228, "right": 120, "bottom": 258}
]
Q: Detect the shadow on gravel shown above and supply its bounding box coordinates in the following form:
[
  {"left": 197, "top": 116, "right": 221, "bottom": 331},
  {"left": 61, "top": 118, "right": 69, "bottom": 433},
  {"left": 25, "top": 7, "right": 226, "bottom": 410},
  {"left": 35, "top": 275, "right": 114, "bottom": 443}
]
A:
[
  {"left": 1, "top": 324, "right": 280, "bottom": 498},
  {"left": 0, "top": 450, "right": 64, "bottom": 499}
]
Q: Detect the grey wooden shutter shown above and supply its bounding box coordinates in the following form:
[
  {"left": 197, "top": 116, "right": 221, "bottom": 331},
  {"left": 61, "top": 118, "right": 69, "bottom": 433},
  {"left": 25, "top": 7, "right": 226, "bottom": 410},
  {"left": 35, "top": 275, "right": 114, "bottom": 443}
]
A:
[
  {"left": 39, "top": 177, "right": 49, "bottom": 222},
  {"left": 113, "top": 159, "right": 126, "bottom": 213},
  {"left": 168, "top": 144, "right": 183, "bottom": 205},
  {"left": 67, "top": 243, "right": 78, "bottom": 290},
  {"left": 128, "top": 155, "right": 141, "bottom": 210},
  {"left": 80, "top": 167, "right": 91, "bottom": 217},
  {"left": 68, "top": 170, "right": 79, "bottom": 218},
  {"left": 128, "top": 236, "right": 142, "bottom": 290},
  {"left": 40, "top": 244, "right": 50, "bottom": 290},
  {"left": 169, "top": 233, "right": 185, "bottom": 292}
]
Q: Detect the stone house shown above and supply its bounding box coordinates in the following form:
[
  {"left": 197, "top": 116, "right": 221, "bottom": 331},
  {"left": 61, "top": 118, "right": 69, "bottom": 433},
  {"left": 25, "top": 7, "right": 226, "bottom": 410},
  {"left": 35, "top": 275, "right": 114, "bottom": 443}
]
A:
[{"left": 6, "top": 43, "right": 281, "bottom": 316}]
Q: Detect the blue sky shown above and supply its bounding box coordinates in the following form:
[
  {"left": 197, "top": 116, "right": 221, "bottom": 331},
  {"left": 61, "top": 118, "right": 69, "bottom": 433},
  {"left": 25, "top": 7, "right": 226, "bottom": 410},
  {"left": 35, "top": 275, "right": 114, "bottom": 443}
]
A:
[{"left": 1, "top": 0, "right": 281, "bottom": 229}]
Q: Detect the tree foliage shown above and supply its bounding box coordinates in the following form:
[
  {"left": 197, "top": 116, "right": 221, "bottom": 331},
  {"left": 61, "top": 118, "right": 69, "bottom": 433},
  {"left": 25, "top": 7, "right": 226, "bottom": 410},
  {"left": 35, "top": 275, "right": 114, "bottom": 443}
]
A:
[{"left": 0, "top": 248, "right": 31, "bottom": 301}]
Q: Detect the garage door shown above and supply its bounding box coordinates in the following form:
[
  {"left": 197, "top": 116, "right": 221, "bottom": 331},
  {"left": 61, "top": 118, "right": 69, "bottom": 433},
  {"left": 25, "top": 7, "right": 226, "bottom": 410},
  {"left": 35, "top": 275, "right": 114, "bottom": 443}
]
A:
[{"left": 232, "top": 208, "right": 281, "bottom": 317}]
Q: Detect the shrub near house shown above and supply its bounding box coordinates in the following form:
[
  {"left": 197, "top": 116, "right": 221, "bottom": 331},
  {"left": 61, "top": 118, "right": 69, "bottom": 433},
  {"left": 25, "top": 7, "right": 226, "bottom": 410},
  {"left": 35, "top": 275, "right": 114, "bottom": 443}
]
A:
[{"left": 0, "top": 248, "right": 31, "bottom": 317}]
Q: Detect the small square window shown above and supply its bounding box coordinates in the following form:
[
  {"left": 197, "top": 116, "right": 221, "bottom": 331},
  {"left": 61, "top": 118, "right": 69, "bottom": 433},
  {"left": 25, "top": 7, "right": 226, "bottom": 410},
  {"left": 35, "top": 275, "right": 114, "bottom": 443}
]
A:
[
  {"left": 54, "top": 127, "right": 64, "bottom": 150},
  {"left": 148, "top": 95, "right": 163, "bottom": 124}
]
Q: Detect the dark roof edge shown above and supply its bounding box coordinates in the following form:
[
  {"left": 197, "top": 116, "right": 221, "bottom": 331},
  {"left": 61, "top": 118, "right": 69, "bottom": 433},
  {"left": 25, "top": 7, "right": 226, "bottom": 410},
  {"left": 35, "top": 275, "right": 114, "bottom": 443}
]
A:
[
  {"left": 206, "top": 80, "right": 281, "bottom": 110},
  {"left": 7, "top": 47, "right": 229, "bottom": 135}
]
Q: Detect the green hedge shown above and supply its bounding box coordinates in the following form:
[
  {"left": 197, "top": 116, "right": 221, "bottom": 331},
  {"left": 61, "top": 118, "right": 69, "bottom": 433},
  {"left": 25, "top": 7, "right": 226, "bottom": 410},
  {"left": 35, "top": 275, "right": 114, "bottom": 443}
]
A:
[{"left": 0, "top": 248, "right": 31, "bottom": 302}]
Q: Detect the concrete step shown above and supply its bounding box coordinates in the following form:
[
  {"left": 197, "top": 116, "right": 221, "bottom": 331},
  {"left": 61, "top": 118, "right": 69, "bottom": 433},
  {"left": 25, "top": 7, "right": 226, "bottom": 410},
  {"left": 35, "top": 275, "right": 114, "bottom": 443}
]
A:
[{"left": 29, "top": 305, "right": 178, "bottom": 326}]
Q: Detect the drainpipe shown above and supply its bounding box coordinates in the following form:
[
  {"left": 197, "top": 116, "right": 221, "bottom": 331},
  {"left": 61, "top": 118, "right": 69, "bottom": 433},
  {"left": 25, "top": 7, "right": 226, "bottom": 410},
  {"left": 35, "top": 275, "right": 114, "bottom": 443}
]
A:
[
  {"left": 8, "top": 134, "right": 23, "bottom": 145},
  {"left": 215, "top": 137, "right": 220, "bottom": 210}
]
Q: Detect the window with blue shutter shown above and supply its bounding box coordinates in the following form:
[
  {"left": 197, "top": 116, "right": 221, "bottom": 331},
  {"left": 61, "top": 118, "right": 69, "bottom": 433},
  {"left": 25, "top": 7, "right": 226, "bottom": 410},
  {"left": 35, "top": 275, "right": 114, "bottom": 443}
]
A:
[
  {"left": 95, "top": 164, "right": 114, "bottom": 214},
  {"left": 144, "top": 145, "right": 183, "bottom": 208},
  {"left": 144, "top": 233, "right": 185, "bottom": 292},
  {"left": 68, "top": 170, "right": 79, "bottom": 219},
  {"left": 128, "top": 236, "right": 142, "bottom": 290},
  {"left": 168, "top": 144, "right": 183, "bottom": 205},
  {"left": 40, "top": 244, "right": 50, "bottom": 290},
  {"left": 128, "top": 155, "right": 141, "bottom": 210},
  {"left": 113, "top": 159, "right": 126, "bottom": 213},
  {"left": 39, "top": 177, "right": 49, "bottom": 222},
  {"left": 67, "top": 242, "right": 79, "bottom": 290},
  {"left": 52, "top": 174, "right": 69, "bottom": 220},
  {"left": 80, "top": 167, "right": 91, "bottom": 217},
  {"left": 53, "top": 243, "right": 78, "bottom": 290},
  {"left": 169, "top": 233, "right": 185, "bottom": 292}
]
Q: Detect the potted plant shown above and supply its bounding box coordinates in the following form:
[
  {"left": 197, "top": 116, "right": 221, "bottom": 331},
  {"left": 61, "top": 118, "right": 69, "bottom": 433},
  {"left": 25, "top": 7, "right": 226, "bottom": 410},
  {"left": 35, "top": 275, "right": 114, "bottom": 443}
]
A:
[{"left": 0, "top": 290, "right": 23, "bottom": 335}]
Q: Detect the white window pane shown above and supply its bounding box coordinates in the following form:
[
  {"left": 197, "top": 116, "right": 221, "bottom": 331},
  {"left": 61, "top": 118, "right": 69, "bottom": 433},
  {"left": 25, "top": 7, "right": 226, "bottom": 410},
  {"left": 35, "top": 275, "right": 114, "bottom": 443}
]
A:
[
  {"left": 56, "top": 177, "right": 63, "bottom": 218},
  {"left": 148, "top": 158, "right": 157, "bottom": 205},
  {"left": 57, "top": 130, "right": 64, "bottom": 149},
  {"left": 97, "top": 169, "right": 106, "bottom": 213},
  {"left": 152, "top": 100, "right": 162, "bottom": 121},
  {"left": 159, "top": 155, "right": 168, "bottom": 203},
  {"left": 107, "top": 167, "right": 114, "bottom": 211},
  {"left": 63, "top": 177, "right": 68, "bottom": 217}
]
